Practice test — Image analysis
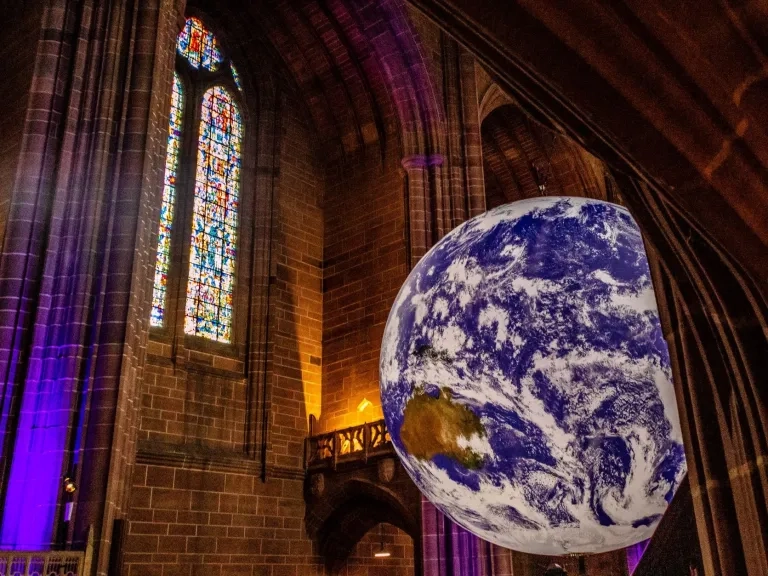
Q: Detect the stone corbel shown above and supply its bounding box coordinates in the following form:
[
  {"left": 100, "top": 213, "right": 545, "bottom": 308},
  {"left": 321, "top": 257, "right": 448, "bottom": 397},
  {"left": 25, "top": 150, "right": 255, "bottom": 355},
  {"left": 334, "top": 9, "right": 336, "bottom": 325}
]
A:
[{"left": 401, "top": 154, "right": 445, "bottom": 170}]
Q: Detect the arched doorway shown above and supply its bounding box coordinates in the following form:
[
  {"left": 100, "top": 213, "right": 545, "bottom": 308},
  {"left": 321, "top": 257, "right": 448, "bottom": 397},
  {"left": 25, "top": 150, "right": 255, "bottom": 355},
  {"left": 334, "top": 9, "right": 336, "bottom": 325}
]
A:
[
  {"left": 338, "top": 522, "right": 415, "bottom": 576},
  {"left": 308, "top": 477, "right": 422, "bottom": 574}
]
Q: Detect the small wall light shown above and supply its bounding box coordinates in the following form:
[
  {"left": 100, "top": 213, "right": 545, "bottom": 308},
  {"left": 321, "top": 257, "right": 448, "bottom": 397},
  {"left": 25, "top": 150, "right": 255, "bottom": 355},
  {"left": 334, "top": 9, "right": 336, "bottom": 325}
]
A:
[
  {"left": 357, "top": 398, "right": 372, "bottom": 412},
  {"left": 63, "top": 477, "right": 77, "bottom": 494}
]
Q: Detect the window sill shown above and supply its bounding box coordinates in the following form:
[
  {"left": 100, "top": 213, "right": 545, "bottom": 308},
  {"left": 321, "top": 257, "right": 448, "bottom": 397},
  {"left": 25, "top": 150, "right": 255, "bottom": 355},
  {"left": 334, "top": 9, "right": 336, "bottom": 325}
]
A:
[{"left": 146, "top": 329, "right": 245, "bottom": 376}]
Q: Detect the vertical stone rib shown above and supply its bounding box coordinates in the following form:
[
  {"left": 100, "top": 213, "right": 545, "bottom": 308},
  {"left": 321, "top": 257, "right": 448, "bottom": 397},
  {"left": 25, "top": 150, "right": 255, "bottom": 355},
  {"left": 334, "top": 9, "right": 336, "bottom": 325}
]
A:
[{"left": 620, "top": 173, "right": 768, "bottom": 576}]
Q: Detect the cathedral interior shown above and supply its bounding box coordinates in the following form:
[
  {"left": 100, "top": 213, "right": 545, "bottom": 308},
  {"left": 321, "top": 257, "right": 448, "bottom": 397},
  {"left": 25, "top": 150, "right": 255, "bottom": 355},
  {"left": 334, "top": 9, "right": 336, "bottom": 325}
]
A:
[{"left": 0, "top": 0, "right": 766, "bottom": 575}]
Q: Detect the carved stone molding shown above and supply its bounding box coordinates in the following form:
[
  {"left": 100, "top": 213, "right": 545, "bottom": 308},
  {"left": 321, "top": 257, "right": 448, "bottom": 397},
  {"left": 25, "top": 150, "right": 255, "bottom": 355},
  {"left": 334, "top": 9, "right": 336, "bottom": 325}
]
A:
[
  {"left": 136, "top": 440, "right": 305, "bottom": 480},
  {"left": 377, "top": 458, "right": 396, "bottom": 483},
  {"left": 478, "top": 82, "right": 515, "bottom": 124},
  {"left": 310, "top": 473, "right": 325, "bottom": 497}
]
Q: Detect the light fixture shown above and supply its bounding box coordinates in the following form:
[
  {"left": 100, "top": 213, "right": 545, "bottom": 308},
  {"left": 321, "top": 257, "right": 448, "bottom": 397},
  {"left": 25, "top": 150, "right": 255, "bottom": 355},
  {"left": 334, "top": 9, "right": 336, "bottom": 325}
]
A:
[
  {"left": 357, "top": 398, "right": 372, "bottom": 412},
  {"left": 63, "top": 477, "right": 77, "bottom": 494},
  {"left": 373, "top": 523, "right": 390, "bottom": 558}
]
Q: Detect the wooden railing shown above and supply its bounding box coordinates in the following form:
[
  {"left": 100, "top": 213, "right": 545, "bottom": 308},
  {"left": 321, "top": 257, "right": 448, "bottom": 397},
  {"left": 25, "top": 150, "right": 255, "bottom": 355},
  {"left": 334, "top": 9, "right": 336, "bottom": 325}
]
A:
[
  {"left": 305, "top": 419, "right": 392, "bottom": 470},
  {"left": 0, "top": 550, "right": 86, "bottom": 576}
]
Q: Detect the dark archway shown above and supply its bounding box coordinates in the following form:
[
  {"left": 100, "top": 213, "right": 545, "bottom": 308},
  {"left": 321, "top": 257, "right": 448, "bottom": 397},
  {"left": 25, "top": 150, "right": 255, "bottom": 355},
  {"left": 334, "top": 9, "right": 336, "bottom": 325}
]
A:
[
  {"left": 342, "top": 522, "right": 416, "bottom": 576},
  {"left": 481, "top": 103, "right": 616, "bottom": 207},
  {"left": 320, "top": 498, "right": 417, "bottom": 572},
  {"left": 312, "top": 479, "right": 420, "bottom": 573}
]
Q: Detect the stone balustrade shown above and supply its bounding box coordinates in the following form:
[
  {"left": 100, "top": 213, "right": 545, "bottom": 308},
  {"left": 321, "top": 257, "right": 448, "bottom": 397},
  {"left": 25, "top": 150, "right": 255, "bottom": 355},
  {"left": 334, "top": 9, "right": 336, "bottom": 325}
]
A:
[
  {"left": 305, "top": 419, "right": 393, "bottom": 470},
  {"left": 0, "top": 551, "right": 86, "bottom": 576}
]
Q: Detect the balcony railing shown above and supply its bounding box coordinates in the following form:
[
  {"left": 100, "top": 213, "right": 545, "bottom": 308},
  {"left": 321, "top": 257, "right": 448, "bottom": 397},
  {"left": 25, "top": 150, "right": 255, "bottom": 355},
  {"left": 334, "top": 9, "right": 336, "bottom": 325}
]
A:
[
  {"left": 0, "top": 551, "right": 86, "bottom": 576},
  {"left": 305, "top": 419, "right": 392, "bottom": 470}
]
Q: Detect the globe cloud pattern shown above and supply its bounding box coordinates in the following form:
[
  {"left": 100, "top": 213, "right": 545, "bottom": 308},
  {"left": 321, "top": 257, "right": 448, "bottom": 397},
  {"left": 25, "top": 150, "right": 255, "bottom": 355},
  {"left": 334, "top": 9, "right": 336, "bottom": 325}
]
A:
[{"left": 379, "top": 197, "right": 687, "bottom": 555}]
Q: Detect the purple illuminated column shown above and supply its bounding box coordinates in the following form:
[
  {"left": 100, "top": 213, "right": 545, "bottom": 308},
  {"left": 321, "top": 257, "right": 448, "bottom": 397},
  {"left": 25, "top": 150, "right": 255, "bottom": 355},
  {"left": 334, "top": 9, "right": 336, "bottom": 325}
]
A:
[
  {"left": 423, "top": 497, "right": 481, "bottom": 576},
  {"left": 422, "top": 497, "right": 514, "bottom": 576},
  {"left": 1, "top": 372, "right": 76, "bottom": 549},
  {"left": 626, "top": 539, "right": 650, "bottom": 574}
]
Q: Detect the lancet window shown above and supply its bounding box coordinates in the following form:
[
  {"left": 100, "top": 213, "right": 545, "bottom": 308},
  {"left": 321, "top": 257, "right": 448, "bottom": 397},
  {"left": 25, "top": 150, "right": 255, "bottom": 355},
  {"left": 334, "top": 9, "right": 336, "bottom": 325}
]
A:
[{"left": 150, "top": 17, "right": 244, "bottom": 344}]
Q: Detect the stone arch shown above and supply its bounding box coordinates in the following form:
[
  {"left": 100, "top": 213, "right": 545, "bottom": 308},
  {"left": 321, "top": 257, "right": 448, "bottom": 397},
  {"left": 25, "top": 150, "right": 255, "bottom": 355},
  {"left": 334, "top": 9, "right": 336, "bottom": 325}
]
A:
[
  {"left": 307, "top": 478, "right": 419, "bottom": 537},
  {"left": 480, "top": 103, "right": 613, "bottom": 209},
  {"left": 478, "top": 82, "right": 515, "bottom": 125},
  {"left": 367, "top": 0, "right": 447, "bottom": 159},
  {"left": 309, "top": 478, "right": 420, "bottom": 572},
  {"left": 192, "top": 0, "right": 449, "bottom": 270},
  {"left": 194, "top": 0, "right": 445, "bottom": 163},
  {"left": 343, "top": 0, "right": 449, "bottom": 263},
  {"left": 412, "top": 0, "right": 768, "bottom": 280}
]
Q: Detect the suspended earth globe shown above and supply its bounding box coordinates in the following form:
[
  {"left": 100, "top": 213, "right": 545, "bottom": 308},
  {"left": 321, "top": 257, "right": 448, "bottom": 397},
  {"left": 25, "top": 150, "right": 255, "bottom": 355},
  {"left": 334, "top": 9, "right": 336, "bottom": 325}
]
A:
[{"left": 379, "top": 197, "right": 686, "bottom": 555}]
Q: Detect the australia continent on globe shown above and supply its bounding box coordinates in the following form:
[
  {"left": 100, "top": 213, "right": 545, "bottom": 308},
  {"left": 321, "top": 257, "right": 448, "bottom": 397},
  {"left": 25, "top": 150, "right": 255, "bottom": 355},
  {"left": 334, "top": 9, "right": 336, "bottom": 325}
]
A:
[{"left": 380, "top": 197, "right": 687, "bottom": 555}]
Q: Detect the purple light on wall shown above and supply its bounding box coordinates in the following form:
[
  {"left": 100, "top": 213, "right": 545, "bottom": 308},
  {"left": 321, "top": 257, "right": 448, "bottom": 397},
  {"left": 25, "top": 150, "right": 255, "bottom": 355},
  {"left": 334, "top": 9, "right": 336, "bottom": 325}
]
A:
[
  {"left": 1, "top": 370, "right": 73, "bottom": 549},
  {"left": 1, "top": 425, "right": 66, "bottom": 548},
  {"left": 626, "top": 539, "right": 650, "bottom": 574},
  {"left": 423, "top": 497, "right": 485, "bottom": 576}
]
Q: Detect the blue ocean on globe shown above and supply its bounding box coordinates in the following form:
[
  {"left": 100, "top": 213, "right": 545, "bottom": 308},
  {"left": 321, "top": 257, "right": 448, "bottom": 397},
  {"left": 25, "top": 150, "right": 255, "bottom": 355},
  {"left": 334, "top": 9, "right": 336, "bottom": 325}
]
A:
[{"left": 379, "top": 197, "right": 686, "bottom": 555}]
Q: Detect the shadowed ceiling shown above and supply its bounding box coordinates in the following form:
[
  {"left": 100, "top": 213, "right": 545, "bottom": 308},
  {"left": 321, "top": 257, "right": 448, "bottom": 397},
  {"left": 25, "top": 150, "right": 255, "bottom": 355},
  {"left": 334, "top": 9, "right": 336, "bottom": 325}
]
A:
[
  {"left": 411, "top": 0, "right": 768, "bottom": 285},
  {"left": 194, "top": 0, "right": 440, "bottom": 161},
  {"left": 481, "top": 104, "right": 612, "bottom": 209}
]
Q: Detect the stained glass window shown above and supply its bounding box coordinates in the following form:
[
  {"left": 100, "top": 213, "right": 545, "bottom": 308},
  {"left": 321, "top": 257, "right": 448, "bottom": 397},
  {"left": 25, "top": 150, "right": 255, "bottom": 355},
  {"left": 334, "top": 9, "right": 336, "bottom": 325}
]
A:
[
  {"left": 184, "top": 86, "right": 242, "bottom": 342},
  {"left": 177, "top": 17, "right": 223, "bottom": 71},
  {"left": 151, "top": 71, "right": 184, "bottom": 327},
  {"left": 231, "top": 62, "right": 243, "bottom": 92}
]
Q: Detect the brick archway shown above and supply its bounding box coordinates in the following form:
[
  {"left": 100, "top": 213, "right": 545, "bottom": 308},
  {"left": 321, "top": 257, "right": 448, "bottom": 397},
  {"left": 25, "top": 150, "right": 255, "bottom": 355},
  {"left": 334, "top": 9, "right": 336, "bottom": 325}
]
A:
[
  {"left": 306, "top": 469, "right": 423, "bottom": 573},
  {"left": 317, "top": 483, "right": 419, "bottom": 572}
]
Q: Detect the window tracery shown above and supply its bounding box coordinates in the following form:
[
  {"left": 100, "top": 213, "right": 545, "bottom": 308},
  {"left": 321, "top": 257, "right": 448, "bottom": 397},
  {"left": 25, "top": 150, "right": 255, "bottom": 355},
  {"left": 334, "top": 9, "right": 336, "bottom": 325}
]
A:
[
  {"left": 230, "top": 63, "right": 243, "bottom": 92},
  {"left": 151, "top": 16, "right": 244, "bottom": 343},
  {"left": 177, "top": 17, "right": 223, "bottom": 71},
  {"left": 151, "top": 71, "right": 184, "bottom": 327}
]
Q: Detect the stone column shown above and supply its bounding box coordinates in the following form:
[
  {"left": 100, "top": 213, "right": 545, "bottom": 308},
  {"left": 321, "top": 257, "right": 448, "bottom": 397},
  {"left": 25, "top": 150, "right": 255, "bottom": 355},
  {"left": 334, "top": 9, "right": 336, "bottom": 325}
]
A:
[
  {"left": 423, "top": 499, "right": 516, "bottom": 576},
  {"left": 422, "top": 499, "right": 481, "bottom": 576},
  {"left": 0, "top": 1, "right": 181, "bottom": 575},
  {"left": 412, "top": 36, "right": 504, "bottom": 572},
  {"left": 441, "top": 37, "right": 486, "bottom": 227}
]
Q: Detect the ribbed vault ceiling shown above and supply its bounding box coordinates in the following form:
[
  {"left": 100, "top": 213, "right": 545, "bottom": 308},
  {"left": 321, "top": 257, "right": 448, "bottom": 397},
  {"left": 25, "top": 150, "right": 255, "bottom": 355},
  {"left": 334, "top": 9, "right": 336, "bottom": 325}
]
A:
[
  {"left": 194, "top": 0, "right": 436, "bottom": 160},
  {"left": 482, "top": 105, "right": 612, "bottom": 209}
]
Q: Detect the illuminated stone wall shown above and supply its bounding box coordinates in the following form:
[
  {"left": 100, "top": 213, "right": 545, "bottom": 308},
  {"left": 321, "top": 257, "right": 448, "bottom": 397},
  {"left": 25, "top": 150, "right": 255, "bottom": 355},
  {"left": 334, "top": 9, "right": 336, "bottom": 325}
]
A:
[{"left": 320, "top": 142, "right": 407, "bottom": 433}]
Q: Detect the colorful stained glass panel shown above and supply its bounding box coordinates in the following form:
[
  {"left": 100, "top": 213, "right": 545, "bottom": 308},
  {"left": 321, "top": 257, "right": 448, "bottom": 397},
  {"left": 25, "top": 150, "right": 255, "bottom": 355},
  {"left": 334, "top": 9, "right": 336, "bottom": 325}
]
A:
[
  {"left": 185, "top": 86, "right": 242, "bottom": 342},
  {"left": 231, "top": 62, "right": 243, "bottom": 92},
  {"left": 151, "top": 71, "right": 184, "bottom": 327},
  {"left": 177, "top": 17, "right": 223, "bottom": 71}
]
